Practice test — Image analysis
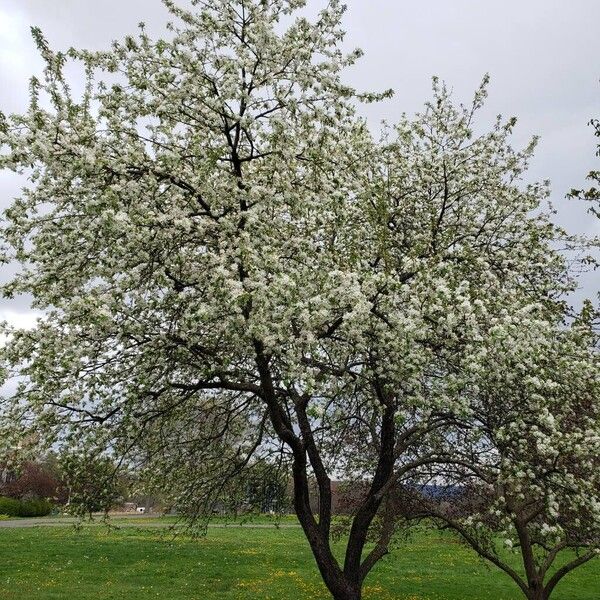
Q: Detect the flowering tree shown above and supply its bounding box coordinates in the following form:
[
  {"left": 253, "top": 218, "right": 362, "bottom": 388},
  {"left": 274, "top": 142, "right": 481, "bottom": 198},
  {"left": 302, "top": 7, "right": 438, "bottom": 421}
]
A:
[
  {"left": 402, "top": 314, "right": 600, "bottom": 600},
  {"left": 60, "top": 451, "right": 125, "bottom": 517},
  {"left": 570, "top": 117, "right": 600, "bottom": 211},
  {"left": 0, "top": 1, "right": 586, "bottom": 599}
]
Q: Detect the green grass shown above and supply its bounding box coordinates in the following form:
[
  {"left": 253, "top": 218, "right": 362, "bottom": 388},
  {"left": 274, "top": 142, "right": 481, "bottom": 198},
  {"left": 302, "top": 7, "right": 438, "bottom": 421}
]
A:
[
  {"left": 109, "top": 514, "right": 301, "bottom": 527},
  {"left": 0, "top": 523, "right": 598, "bottom": 599}
]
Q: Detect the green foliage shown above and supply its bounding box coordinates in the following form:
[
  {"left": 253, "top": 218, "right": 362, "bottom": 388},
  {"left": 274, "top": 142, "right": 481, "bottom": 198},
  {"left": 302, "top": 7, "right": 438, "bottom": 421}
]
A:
[
  {"left": 0, "top": 496, "right": 21, "bottom": 517},
  {"left": 0, "top": 496, "right": 53, "bottom": 517},
  {"left": 18, "top": 498, "right": 53, "bottom": 517}
]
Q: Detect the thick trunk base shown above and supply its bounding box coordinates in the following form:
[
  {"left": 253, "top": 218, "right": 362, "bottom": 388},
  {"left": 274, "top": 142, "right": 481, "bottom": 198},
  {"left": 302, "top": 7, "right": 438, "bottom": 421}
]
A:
[
  {"left": 332, "top": 593, "right": 360, "bottom": 600},
  {"left": 331, "top": 585, "right": 361, "bottom": 600}
]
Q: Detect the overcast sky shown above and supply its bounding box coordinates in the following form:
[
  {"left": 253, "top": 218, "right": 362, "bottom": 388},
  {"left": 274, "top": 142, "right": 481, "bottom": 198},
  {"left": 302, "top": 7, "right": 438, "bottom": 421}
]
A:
[{"left": 0, "top": 0, "right": 599, "bottom": 326}]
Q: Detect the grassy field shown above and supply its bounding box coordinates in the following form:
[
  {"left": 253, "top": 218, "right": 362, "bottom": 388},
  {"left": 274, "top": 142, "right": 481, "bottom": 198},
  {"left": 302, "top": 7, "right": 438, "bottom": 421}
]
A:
[{"left": 0, "top": 521, "right": 598, "bottom": 599}]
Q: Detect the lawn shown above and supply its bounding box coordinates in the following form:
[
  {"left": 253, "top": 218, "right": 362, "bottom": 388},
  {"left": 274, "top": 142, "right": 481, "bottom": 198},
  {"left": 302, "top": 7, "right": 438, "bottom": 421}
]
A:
[{"left": 0, "top": 522, "right": 598, "bottom": 599}]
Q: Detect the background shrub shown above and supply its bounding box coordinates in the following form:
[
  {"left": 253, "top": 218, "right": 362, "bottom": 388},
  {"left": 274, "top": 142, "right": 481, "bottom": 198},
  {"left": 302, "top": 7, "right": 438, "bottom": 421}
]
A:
[
  {"left": 0, "top": 496, "right": 53, "bottom": 517},
  {"left": 19, "top": 499, "right": 53, "bottom": 517},
  {"left": 0, "top": 496, "right": 21, "bottom": 517}
]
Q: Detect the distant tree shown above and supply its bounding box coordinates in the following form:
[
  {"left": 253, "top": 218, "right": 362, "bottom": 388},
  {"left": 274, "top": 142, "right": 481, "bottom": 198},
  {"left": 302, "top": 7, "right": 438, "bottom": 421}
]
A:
[
  {"left": 405, "top": 316, "right": 600, "bottom": 600},
  {"left": 0, "top": 1, "right": 592, "bottom": 599},
  {"left": 1, "top": 459, "right": 66, "bottom": 503}
]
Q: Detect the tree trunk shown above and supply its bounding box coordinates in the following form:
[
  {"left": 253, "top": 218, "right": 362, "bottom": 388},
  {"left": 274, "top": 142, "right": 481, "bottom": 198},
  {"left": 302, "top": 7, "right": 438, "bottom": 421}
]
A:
[
  {"left": 330, "top": 583, "right": 361, "bottom": 600},
  {"left": 528, "top": 586, "right": 548, "bottom": 600},
  {"left": 332, "top": 592, "right": 360, "bottom": 600}
]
